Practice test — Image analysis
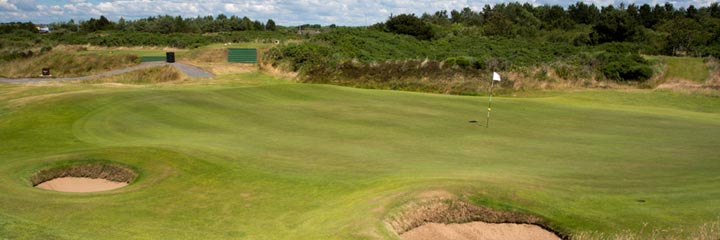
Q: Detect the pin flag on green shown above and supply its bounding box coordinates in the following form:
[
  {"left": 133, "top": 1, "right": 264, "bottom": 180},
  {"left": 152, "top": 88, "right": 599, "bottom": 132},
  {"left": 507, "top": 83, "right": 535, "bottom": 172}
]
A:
[{"left": 486, "top": 72, "right": 501, "bottom": 128}]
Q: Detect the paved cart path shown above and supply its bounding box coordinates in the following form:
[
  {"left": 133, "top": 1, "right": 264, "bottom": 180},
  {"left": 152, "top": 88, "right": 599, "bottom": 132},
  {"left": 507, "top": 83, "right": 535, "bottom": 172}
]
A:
[{"left": 0, "top": 62, "right": 213, "bottom": 83}]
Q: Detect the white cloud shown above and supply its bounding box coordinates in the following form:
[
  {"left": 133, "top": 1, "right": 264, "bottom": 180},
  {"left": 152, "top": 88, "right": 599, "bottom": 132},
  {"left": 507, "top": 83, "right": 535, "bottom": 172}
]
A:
[
  {"left": 1, "top": 0, "right": 717, "bottom": 25},
  {"left": 0, "top": 0, "right": 19, "bottom": 12},
  {"left": 224, "top": 3, "right": 239, "bottom": 13},
  {"left": 9, "top": 0, "right": 36, "bottom": 11},
  {"left": 96, "top": 2, "right": 113, "bottom": 11}
]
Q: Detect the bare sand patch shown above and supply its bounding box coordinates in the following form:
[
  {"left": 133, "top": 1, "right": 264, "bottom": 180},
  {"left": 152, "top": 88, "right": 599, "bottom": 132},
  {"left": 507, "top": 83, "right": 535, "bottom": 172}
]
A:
[
  {"left": 31, "top": 162, "right": 137, "bottom": 193},
  {"left": 401, "top": 221, "right": 560, "bottom": 240},
  {"left": 36, "top": 177, "right": 128, "bottom": 193}
]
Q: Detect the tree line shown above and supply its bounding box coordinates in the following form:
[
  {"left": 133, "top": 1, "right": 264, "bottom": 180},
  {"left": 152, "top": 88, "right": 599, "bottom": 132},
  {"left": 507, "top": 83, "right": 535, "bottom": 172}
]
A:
[
  {"left": 48, "top": 15, "right": 277, "bottom": 34},
  {"left": 377, "top": 2, "right": 720, "bottom": 57}
]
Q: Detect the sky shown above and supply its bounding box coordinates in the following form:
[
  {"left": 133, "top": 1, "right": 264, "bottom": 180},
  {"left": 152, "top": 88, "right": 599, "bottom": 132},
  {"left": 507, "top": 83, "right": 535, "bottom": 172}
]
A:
[{"left": 0, "top": 0, "right": 717, "bottom": 26}]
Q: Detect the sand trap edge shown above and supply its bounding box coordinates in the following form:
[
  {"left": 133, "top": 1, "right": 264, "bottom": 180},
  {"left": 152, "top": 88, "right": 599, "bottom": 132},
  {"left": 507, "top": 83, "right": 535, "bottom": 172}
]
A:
[
  {"left": 386, "top": 198, "right": 567, "bottom": 240},
  {"left": 30, "top": 162, "right": 138, "bottom": 192},
  {"left": 35, "top": 177, "right": 130, "bottom": 193}
]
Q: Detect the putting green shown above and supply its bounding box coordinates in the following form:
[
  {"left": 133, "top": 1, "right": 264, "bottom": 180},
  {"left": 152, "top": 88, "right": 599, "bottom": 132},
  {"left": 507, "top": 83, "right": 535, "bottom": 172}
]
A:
[{"left": 0, "top": 78, "right": 719, "bottom": 239}]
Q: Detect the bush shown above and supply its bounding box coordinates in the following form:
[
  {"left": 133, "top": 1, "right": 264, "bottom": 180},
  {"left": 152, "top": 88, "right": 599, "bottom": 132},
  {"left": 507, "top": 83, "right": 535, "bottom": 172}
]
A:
[
  {"left": 384, "top": 14, "right": 435, "bottom": 40},
  {"left": 600, "top": 53, "right": 653, "bottom": 81}
]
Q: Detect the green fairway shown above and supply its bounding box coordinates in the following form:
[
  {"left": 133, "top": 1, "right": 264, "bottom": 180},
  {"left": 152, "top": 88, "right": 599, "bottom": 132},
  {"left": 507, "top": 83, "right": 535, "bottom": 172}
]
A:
[{"left": 1, "top": 76, "right": 719, "bottom": 239}]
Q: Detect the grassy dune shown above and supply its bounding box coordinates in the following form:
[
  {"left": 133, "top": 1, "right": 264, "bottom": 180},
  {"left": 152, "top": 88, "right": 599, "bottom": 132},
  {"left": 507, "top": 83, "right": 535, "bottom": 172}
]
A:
[
  {"left": 0, "top": 73, "right": 719, "bottom": 239},
  {"left": 653, "top": 56, "right": 710, "bottom": 83}
]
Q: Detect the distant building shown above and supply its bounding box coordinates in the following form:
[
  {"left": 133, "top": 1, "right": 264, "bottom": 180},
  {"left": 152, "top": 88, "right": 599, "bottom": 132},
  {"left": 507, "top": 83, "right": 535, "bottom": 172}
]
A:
[{"left": 35, "top": 24, "right": 50, "bottom": 33}]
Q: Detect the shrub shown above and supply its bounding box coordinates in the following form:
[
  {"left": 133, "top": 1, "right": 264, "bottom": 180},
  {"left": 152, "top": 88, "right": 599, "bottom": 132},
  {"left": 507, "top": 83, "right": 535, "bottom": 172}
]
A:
[
  {"left": 384, "top": 14, "right": 435, "bottom": 40},
  {"left": 600, "top": 54, "right": 653, "bottom": 81}
]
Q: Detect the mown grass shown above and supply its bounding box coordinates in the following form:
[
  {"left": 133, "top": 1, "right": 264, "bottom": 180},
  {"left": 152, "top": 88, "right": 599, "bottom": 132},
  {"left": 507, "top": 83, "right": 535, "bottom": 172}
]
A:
[{"left": 0, "top": 74, "right": 718, "bottom": 239}]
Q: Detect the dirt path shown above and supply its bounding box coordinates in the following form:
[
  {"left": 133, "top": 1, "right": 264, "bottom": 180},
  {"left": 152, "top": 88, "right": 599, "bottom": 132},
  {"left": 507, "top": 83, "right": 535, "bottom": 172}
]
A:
[
  {"left": 0, "top": 62, "right": 213, "bottom": 83},
  {"left": 400, "top": 222, "right": 560, "bottom": 240}
]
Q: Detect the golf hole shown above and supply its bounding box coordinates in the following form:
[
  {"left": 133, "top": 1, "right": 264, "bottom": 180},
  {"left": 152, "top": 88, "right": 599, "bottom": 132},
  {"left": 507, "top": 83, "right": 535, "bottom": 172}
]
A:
[{"left": 31, "top": 162, "right": 137, "bottom": 193}]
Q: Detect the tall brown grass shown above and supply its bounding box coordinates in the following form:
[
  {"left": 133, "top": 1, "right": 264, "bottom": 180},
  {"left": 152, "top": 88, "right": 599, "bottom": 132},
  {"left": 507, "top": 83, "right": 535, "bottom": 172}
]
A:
[
  {"left": 0, "top": 45, "right": 138, "bottom": 78},
  {"left": 572, "top": 219, "right": 720, "bottom": 240},
  {"left": 79, "top": 65, "right": 185, "bottom": 84},
  {"left": 297, "top": 59, "right": 622, "bottom": 96}
]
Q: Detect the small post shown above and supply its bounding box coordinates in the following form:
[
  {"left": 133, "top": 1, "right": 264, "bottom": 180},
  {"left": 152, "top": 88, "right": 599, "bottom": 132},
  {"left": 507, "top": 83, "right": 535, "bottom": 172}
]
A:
[
  {"left": 486, "top": 72, "right": 501, "bottom": 128},
  {"left": 166, "top": 52, "right": 175, "bottom": 63}
]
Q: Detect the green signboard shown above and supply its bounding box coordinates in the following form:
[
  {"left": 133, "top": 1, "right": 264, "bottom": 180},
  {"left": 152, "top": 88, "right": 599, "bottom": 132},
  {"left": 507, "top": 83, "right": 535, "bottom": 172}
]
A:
[{"left": 228, "top": 48, "right": 257, "bottom": 63}]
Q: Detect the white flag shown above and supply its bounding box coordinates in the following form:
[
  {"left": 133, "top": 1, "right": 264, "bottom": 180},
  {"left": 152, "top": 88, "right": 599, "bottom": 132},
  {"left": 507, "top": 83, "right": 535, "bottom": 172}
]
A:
[{"left": 492, "top": 72, "right": 501, "bottom": 81}]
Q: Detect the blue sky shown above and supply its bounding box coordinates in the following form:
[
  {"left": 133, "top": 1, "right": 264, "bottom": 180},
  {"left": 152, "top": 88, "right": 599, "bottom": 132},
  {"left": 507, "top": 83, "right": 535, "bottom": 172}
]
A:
[{"left": 1, "top": 0, "right": 716, "bottom": 25}]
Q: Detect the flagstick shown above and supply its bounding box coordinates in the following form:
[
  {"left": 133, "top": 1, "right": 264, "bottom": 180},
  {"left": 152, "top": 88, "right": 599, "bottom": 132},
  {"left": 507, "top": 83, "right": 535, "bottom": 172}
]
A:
[{"left": 486, "top": 78, "right": 495, "bottom": 128}]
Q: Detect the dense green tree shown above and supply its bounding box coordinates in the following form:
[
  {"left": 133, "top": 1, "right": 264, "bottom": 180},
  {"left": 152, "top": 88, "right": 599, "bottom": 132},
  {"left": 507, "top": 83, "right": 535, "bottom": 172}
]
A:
[
  {"left": 592, "top": 8, "right": 641, "bottom": 43},
  {"left": 385, "top": 14, "right": 434, "bottom": 40},
  {"left": 660, "top": 17, "right": 710, "bottom": 56},
  {"left": 253, "top": 21, "right": 264, "bottom": 31},
  {"left": 710, "top": 3, "right": 720, "bottom": 18},
  {"left": 537, "top": 5, "right": 573, "bottom": 30},
  {"left": 0, "top": 22, "right": 37, "bottom": 34},
  {"left": 484, "top": 13, "right": 514, "bottom": 37},
  {"left": 638, "top": 4, "right": 655, "bottom": 28},
  {"left": 266, "top": 19, "right": 276, "bottom": 31},
  {"left": 686, "top": 5, "right": 699, "bottom": 19}
]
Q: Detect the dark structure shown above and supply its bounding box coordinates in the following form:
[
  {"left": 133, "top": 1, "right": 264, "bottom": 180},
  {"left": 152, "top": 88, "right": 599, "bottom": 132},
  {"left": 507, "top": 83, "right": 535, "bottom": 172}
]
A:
[{"left": 166, "top": 52, "right": 175, "bottom": 63}]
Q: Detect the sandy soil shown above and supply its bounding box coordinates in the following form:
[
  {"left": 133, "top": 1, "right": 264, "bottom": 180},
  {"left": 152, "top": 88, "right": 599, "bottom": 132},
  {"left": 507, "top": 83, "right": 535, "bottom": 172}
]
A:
[
  {"left": 400, "top": 222, "right": 560, "bottom": 240},
  {"left": 35, "top": 177, "right": 128, "bottom": 193}
]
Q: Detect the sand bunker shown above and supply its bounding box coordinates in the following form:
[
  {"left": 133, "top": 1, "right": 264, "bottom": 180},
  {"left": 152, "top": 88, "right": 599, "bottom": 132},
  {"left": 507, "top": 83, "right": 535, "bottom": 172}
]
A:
[
  {"left": 31, "top": 162, "right": 136, "bottom": 193},
  {"left": 388, "top": 193, "right": 563, "bottom": 240},
  {"left": 400, "top": 221, "right": 560, "bottom": 240},
  {"left": 36, "top": 177, "right": 128, "bottom": 192}
]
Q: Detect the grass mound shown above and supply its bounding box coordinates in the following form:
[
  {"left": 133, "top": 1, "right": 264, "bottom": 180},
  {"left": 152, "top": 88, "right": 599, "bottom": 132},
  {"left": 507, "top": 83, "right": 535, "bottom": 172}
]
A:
[
  {"left": 30, "top": 161, "right": 137, "bottom": 186},
  {"left": 0, "top": 46, "right": 139, "bottom": 78}
]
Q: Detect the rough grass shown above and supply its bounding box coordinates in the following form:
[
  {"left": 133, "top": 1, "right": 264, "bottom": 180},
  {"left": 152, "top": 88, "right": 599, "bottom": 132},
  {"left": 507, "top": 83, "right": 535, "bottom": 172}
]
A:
[
  {"left": 78, "top": 46, "right": 188, "bottom": 58},
  {"left": 0, "top": 75, "right": 718, "bottom": 239},
  {"left": 652, "top": 56, "right": 709, "bottom": 83},
  {"left": 652, "top": 57, "right": 720, "bottom": 96},
  {"left": 0, "top": 46, "right": 139, "bottom": 78},
  {"left": 78, "top": 65, "right": 185, "bottom": 84},
  {"left": 300, "top": 60, "right": 610, "bottom": 96},
  {"left": 572, "top": 219, "right": 720, "bottom": 240}
]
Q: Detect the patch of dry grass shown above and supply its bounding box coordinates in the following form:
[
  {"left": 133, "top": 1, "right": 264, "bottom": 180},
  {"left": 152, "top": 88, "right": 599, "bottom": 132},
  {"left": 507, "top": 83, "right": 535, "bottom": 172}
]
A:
[
  {"left": 78, "top": 65, "right": 186, "bottom": 84},
  {"left": 0, "top": 45, "right": 139, "bottom": 78},
  {"left": 572, "top": 218, "right": 720, "bottom": 240},
  {"left": 654, "top": 57, "right": 720, "bottom": 96}
]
